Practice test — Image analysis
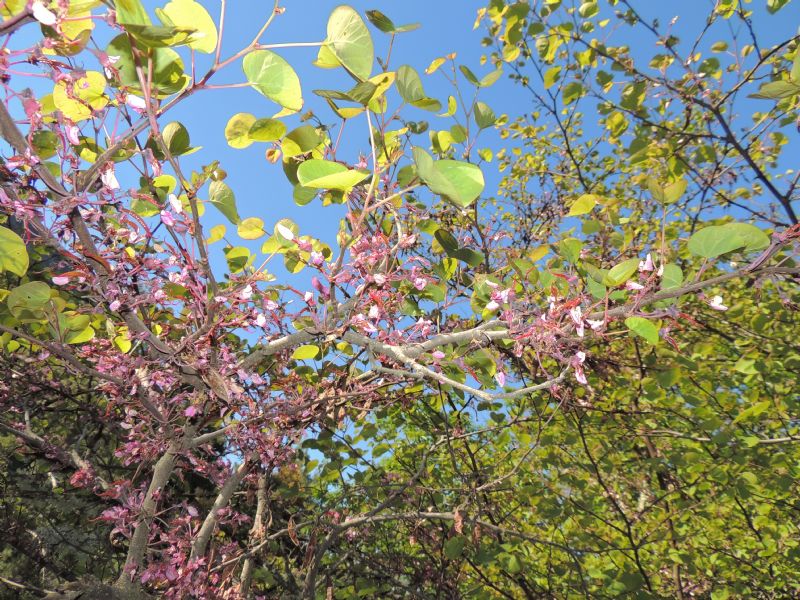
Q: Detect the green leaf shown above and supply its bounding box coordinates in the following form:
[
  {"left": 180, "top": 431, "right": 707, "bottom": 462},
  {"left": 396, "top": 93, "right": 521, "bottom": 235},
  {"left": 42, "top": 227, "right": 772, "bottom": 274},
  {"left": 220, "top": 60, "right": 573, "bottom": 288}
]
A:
[
  {"left": 107, "top": 34, "right": 189, "bottom": 97},
  {"left": 53, "top": 71, "right": 108, "bottom": 121},
  {"left": 413, "top": 148, "right": 485, "bottom": 207},
  {"left": 292, "top": 344, "right": 321, "bottom": 360},
  {"left": 225, "top": 113, "right": 256, "bottom": 149},
  {"left": 543, "top": 65, "right": 561, "bottom": 89},
  {"left": 224, "top": 246, "right": 251, "bottom": 273},
  {"left": 568, "top": 194, "right": 597, "bottom": 216},
  {"left": 749, "top": 80, "right": 800, "bottom": 100},
  {"left": 281, "top": 125, "right": 323, "bottom": 158},
  {"left": 459, "top": 65, "right": 479, "bottom": 86},
  {"left": 558, "top": 238, "right": 583, "bottom": 264},
  {"left": 325, "top": 5, "right": 374, "bottom": 81},
  {"left": 687, "top": 223, "right": 768, "bottom": 258},
  {"left": 434, "top": 229, "right": 460, "bottom": 255},
  {"left": 207, "top": 224, "right": 226, "bottom": 244},
  {"left": 443, "top": 536, "right": 466, "bottom": 559},
  {"left": 660, "top": 264, "right": 683, "bottom": 290},
  {"left": 604, "top": 258, "right": 640, "bottom": 286},
  {"left": 0, "top": 226, "right": 29, "bottom": 277},
  {"left": 397, "top": 65, "right": 441, "bottom": 112},
  {"left": 479, "top": 69, "right": 502, "bottom": 88},
  {"left": 114, "top": 0, "right": 151, "bottom": 25},
  {"left": 792, "top": 52, "right": 800, "bottom": 83},
  {"left": 249, "top": 118, "right": 286, "bottom": 142},
  {"left": 297, "top": 159, "right": 369, "bottom": 191},
  {"left": 237, "top": 217, "right": 265, "bottom": 240},
  {"left": 160, "top": 121, "right": 194, "bottom": 156},
  {"left": 208, "top": 180, "right": 240, "bottom": 224},
  {"left": 243, "top": 50, "right": 303, "bottom": 112},
  {"left": 625, "top": 317, "right": 659, "bottom": 345},
  {"left": 723, "top": 223, "right": 770, "bottom": 252},
  {"left": 732, "top": 400, "right": 772, "bottom": 424},
  {"left": 121, "top": 24, "right": 198, "bottom": 48},
  {"left": 474, "top": 101, "right": 496, "bottom": 129},
  {"left": 156, "top": 0, "right": 217, "bottom": 53},
  {"left": 7, "top": 282, "right": 52, "bottom": 318},
  {"left": 687, "top": 225, "right": 741, "bottom": 258},
  {"left": 364, "top": 9, "right": 419, "bottom": 34}
]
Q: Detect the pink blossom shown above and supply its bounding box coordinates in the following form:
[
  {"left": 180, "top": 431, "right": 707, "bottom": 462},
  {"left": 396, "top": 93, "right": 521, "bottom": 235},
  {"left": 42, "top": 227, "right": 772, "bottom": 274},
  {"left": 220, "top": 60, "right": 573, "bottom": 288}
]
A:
[
  {"left": 586, "top": 318, "right": 604, "bottom": 331},
  {"left": 125, "top": 94, "right": 147, "bottom": 111},
  {"left": 625, "top": 280, "right": 645, "bottom": 291},
  {"left": 368, "top": 305, "right": 381, "bottom": 320},
  {"left": 240, "top": 284, "right": 254, "bottom": 300},
  {"left": 296, "top": 238, "right": 313, "bottom": 252},
  {"left": 495, "top": 371, "right": 506, "bottom": 387},
  {"left": 100, "top": 166, "right": 120, "bottom": 190},
  {"left": 431, "top": 350, "right": 446, "bottom": 361},
  {"left": 52, "top": 275, "right": 70, "bottom": 285},
  {"left": 184, "top": 406, "right": 198, "bottom": 418},
  {"left": 639, "top": 253, "right": 655, "bottom": 272},
  {"left": 168, "top": 193, "right": 183, "bottom": 213},
  {"left": 109, "top": 300, "right": 121, "bottom": 311},
  {"left": 309, "top": 251, "right": 324, "bottom": 266},
  {"left": 254, "top": 313, "right": 267, "bottom": 327},
  {"left": 160, "top": 210, "right": 175, "bottom": 227},
  {"left": 486, "top": 300, "right": 500, "bottom": 312},
  {"left": 413, "top": 277, "right": 426, "bottom": 291},
  {"left": 573, "top": 351, "right": 588, "bottom": 385},
  {"left": 304, "top": 291, "right": 314, "bottom": 304},
  {"left": 65, "top": 125, "right": 80, "bottom": 145},
  {"left": 708, "top": 295, "right": 728, "bottom": 311},
  {"left": 569, "top": 306, "right": 584, "bottom": 337},
  {"left": 373, "top": 273, "right": 386, "bottom": 285}
]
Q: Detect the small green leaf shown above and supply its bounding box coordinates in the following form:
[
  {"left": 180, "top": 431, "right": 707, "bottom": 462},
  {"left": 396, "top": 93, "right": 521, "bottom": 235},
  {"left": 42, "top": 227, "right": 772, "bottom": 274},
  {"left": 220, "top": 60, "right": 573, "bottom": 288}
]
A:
[
  {"left": 625, "top": 317, "right": 659, "bottom": 345},
  {"left": 237, "top": 217, "right": 265, "bottom": 240},
  {"left": 208, "top": 180, "right": 240, "bottom": 224},
  {"left": 7, "top": 281, "right": 52, "bottom": 318},
  {"left": 225, "top": 113, "right": 256, "bottom": 149},
  {"left": 749, "top": 80, "right": 800, "bottom": 100},
  {"left": 397, "top": 65, "right": 441, "bottom": 112},
  {"left": 0, "top": 226, "right": 29, "bottom": 277},
  {"left": 732, "top": 400, "right": 772, "bottom": 424},
  {"left": 364, "top": 9, "right": 419, "bottom": 34},
  {"left": 156, "top": 0, "right": 217, "bottom": 53},
  {"left": 604, "top": 258, "right": 640, "bottom": 286},
  {"left": 568, "top": 194, "right": 597, "bottom": 216},
  {"left": 474, "top": 101, "right": 496, "bottom": 129},
  {"left": 443, "top": 536, "right": 466, "bottom": 559},
  {"left": 243, "top": 50, "right": 303, "bottom": 112},
  {"left": 248, "top": 118, "right": 286, "bottom": 142},
  {"left": 106, "top": 34, "right": 189, "bottom": 97},
  {"left": 292, "top": 344, "right": 320, "bottom": 360},
  {"left": 659, "top": 264, "right": 683, "bottom": 291},
  {"left": 413, "top": 148, "right": 484, "bottom": 208},
  {"left": 297, "top": 159, "right": 369, "bottom": 191},
  {"left": 115, "top": 0, "right": 151, "bottom": 25}
]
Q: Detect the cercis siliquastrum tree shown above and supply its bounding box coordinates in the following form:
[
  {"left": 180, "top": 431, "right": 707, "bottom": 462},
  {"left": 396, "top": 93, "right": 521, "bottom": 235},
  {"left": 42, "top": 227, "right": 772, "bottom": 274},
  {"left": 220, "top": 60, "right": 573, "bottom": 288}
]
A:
[{"left": 0, "top": 0, "right": 797, "bottom": 598}]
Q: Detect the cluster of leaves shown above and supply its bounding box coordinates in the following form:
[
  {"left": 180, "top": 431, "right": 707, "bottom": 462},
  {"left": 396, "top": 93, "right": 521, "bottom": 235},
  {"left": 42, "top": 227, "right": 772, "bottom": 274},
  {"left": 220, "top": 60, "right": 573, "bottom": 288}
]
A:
[{"left": 0, "top": 0, "right": 798, "bottom": 599}]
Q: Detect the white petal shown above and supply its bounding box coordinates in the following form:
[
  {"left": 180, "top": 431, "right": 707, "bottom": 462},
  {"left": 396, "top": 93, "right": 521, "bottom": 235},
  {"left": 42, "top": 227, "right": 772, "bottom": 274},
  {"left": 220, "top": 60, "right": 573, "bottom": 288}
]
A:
[{"left": 32, "top": 1, "right": 57, "bottom": 26}]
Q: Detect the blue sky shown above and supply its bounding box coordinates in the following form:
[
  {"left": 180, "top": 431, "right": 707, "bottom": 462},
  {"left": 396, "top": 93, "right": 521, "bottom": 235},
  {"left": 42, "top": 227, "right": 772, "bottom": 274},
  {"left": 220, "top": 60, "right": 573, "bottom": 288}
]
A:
[{"left": 4, "top": 0, "right": 799, "bottom": 280}]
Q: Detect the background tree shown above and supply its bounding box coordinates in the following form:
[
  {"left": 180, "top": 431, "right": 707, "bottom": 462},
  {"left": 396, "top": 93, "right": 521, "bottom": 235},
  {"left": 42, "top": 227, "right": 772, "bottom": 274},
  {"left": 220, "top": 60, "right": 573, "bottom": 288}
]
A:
[{"left": 0, "top": 0, "right": 798, "bottom": 599}]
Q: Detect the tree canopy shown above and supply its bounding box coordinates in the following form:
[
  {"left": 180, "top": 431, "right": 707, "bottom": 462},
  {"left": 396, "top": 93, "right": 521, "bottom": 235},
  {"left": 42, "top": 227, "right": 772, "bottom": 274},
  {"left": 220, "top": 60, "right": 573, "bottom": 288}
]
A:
[{"left": 0, "top": 0, "right": 798, "bottom": 598}]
